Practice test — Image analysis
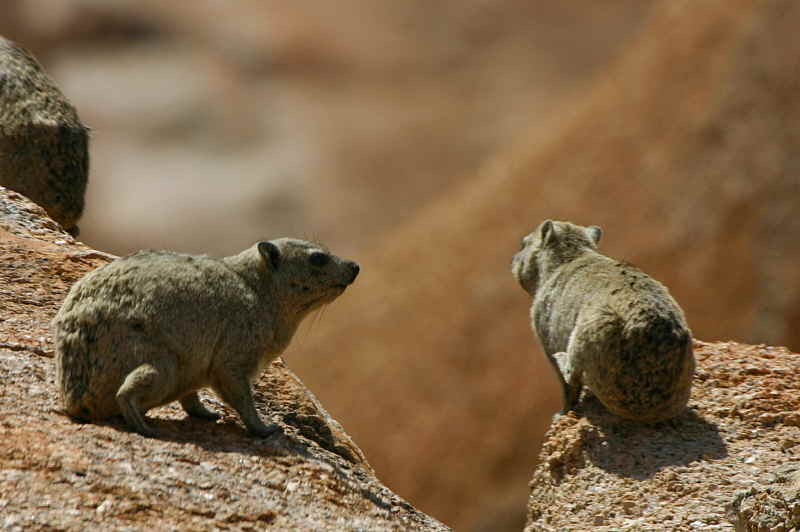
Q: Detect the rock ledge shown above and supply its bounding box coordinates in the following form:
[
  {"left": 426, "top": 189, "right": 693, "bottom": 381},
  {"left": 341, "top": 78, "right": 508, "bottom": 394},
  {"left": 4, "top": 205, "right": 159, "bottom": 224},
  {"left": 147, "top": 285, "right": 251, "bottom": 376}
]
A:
[
  {"left": 0, "top": 187, "right": 447, "bottom": 531},
  {"left": 526, "top": 341, "right": 800, "bottom": 531}
]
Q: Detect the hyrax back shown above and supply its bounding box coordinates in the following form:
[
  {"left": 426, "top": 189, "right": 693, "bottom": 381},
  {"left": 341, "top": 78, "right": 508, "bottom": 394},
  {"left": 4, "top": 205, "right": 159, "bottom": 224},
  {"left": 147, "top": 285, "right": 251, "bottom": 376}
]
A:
[
  {"left": 54, "top": 238, "right": 359, "bottom": 437},
  {"left": 0, "top": 36, "right": 89, "bottom": 235},
  {"left": 512, "top": 220, "right": 694, "bottom": 422}
]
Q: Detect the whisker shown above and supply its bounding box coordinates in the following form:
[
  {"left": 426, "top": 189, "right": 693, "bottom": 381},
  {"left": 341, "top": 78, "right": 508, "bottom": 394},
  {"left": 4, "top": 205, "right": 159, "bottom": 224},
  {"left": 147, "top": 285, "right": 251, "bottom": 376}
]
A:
[
  {"left": 306, "top": 305, "right": 325, "bottom": 337},
  {"left": 315, "top": 303, "right": 331, "bottom": 333}
]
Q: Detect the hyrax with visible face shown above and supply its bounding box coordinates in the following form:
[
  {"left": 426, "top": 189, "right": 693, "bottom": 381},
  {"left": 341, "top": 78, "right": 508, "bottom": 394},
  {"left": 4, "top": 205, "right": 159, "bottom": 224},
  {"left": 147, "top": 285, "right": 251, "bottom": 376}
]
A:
[
  {"left": 0, "top": 37, "right": 89, "bottom": 236},
  {"left": 54, "top": 238, "right": 359, "bottom": 437},
  {"left": 511, "top": 220, "right": 694, "bottom": 423}
]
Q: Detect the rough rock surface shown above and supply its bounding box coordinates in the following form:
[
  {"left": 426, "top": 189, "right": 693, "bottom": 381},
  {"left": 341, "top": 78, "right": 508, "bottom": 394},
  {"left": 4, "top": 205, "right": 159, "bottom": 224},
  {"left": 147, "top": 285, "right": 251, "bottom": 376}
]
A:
[
  {"left": 727, "top": 462, "right": 800, "bottom": 532},
  {"left": 0, "top": 186, "right": 447, "bottom": 531},
  {"left": 526, "top": 341, "right": 800, "bottom": 531}
]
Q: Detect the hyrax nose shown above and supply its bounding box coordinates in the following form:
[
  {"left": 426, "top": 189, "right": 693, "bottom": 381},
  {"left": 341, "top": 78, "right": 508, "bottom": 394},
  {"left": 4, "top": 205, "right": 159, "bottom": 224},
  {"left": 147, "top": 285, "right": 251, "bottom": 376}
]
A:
[{"left": 346, "top": 261, "right": 360, "bottom": 283}]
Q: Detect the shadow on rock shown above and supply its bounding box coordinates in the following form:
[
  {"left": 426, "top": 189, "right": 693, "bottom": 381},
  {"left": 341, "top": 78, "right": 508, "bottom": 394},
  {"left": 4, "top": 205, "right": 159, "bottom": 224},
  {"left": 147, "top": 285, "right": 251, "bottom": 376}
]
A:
[
  {"left": 78, "top": 410, "right": 326, "bottom": 465},
  {"left": 577, "top": 394, "right": 727, "bottom": 480}
]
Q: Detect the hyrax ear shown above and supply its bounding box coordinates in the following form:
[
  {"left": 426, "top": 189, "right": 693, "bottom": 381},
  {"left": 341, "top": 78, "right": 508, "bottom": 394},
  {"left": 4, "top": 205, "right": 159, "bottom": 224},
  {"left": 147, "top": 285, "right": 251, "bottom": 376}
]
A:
[
  {"left": 257, "top": 241, "right": 281, "bottom": 270},
  {"left": 539, "top": 219, "right": 556, "bottom": 245},
  {"left": 587, "top": 225, "right": 602, "bottom": 245}
]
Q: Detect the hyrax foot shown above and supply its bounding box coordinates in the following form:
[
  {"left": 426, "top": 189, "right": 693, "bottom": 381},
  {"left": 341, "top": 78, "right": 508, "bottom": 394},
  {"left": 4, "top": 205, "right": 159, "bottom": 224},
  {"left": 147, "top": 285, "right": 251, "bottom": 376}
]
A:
[
  {"left": 127, "top": 416, "right": 158, "bottom": 438},
  {"left": 115, "top": 361, "right": 174, "bottom": 437},
  {"left": 115, "top": 398, "right": 157, "bottom": 438},
  {"left": 249, "top": 422, "right": 282, "bottom": 439},
  {"left": 551, "top": 351, "right": 582, "bottom": 414},
  {"left": 180, "top": 392, "right": 221, "bottom": 421},
  {"left": 213, "top": 369, "right": 276, "bottom": 438}
]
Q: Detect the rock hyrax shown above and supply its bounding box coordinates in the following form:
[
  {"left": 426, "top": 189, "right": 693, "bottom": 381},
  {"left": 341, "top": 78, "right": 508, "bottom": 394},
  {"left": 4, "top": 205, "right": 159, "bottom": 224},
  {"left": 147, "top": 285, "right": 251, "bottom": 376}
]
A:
[
  {"left": 54, "top": 238, "right": 359, "bottom": 437},
  {"left": 511, "top": 220, "right": 694, "bottom": 422},
  {"left": 0, "top": 36, "right": 89, "bottom": 235}
]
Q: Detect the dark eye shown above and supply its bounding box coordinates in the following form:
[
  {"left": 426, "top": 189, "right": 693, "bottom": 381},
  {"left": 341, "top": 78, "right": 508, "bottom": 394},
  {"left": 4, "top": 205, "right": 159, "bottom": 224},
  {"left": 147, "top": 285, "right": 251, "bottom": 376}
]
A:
[{"left": 309, "top": 251, "right": 330, "bottom": 267}]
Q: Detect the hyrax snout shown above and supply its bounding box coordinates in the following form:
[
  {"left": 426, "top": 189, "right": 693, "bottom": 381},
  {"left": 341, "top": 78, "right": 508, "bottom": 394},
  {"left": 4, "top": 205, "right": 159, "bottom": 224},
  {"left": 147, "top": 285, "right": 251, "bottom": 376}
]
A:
[
  {"left": 54, "top": 238, "right": 359, "bottom": 438},
  {"left": 512, "top": 220, "right": 694, "bottom": 423}
]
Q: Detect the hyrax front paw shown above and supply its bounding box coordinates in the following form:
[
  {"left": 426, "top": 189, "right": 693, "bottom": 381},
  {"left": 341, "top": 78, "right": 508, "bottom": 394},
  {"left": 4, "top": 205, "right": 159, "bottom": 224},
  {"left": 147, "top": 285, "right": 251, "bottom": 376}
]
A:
[
  {"left": 249, "top": 422, "right": 282, "bottom": 439},
  {"left": 180, "top": 392, "right": 221, "bottom": 421}
]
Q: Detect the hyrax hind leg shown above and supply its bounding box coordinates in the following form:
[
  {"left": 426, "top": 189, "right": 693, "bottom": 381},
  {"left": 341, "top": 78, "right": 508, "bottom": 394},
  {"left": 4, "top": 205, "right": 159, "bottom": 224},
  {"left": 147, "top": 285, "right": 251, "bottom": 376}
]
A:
[
  {"left": 211, "top": 362, "right": 280, "bottom": 438},
  {"left": 115, "top": 356, "right": 177, "bottom": 438},
  {"left": 180, "top": 391, "right": 221, "bottom": 421},
  {"left": 550, "top": 350, "right": 583, "bottom": 415}
]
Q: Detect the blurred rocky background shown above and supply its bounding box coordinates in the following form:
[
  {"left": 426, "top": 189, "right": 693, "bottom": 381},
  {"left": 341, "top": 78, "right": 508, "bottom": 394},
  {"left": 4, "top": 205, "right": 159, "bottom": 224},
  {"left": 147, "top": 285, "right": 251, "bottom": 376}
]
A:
[
  {"left": 3, "top": 1, "right": 799, "bottom": 530},
  {"left": 1, "top": 0, "right": 651, "bottom": 258}
]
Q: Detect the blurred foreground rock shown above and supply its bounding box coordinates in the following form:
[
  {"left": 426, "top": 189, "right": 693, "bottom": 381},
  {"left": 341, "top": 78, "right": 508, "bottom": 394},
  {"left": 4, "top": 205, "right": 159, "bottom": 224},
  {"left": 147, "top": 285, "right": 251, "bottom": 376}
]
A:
[
  {"left": 0, "top": 37, "right": 89, "bottom": 235},
  {"left": 0, "top": 186, "right": 447, "bottom": 531},
  {"left": 526, "top": 341, "right": 800, "bottom": 531}
]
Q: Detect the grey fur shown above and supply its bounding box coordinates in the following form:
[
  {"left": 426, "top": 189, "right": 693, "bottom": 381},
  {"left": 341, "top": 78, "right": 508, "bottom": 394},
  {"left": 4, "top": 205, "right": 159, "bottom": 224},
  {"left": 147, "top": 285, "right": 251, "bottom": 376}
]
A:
[
  {"left": 512, "top": 220, "right": 694, "bottom": 422},
  {"left": 54, "top": 238, "right": 359, "bottom": 437},
  {"left": 0, "top": 36, "right": 88, "bottom": 235}
]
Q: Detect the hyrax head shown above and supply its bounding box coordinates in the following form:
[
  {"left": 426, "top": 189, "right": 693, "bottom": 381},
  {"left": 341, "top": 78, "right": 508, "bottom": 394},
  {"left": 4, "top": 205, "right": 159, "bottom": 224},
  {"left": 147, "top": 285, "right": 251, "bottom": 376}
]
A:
[
  {"left": 257, "top": 238, "right": 360, "bottom": 312},
  {"left": 511, "top": 219, "right": 602, "bottom": 296}
]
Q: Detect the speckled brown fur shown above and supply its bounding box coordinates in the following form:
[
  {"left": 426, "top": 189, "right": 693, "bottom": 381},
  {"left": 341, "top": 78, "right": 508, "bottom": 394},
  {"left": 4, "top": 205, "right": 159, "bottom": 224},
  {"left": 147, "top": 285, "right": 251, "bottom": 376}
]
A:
[
  {"left": 512, "top": 220, "right": 694, "bottom": 422},
  {"left": 53, "top": 238, "right": 359, "bottom": 437}
]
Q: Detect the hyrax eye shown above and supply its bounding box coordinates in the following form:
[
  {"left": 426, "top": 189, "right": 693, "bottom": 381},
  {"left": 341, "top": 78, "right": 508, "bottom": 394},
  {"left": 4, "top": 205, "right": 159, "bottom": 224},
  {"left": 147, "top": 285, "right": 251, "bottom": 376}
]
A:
[{"left": 309, "top": 251, "right": 330, "bottom": 267}]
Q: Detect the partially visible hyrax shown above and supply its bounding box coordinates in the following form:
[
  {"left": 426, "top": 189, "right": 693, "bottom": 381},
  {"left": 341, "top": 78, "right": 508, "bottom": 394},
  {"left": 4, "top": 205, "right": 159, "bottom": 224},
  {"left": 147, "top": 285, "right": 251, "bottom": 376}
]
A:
[
  {"left": 0, "top": 36, "right": 89, "bottom": 235},
  {"left": 54, "top": 239, "right": 360, "bottom": 438},
  {"left": 512, "top": 220, "right": 694, "bottom": 422}
]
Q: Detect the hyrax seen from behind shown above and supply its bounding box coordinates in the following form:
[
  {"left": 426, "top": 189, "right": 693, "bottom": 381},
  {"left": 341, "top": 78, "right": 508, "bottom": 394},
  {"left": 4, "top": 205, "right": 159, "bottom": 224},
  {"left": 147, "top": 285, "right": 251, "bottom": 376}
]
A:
[
  {"left": 511, "top": 220, "right": 694, "bottom": 423},
  {"left": 54, "top": 238, "right": 359, "bottom": 438},
  {"left": 0, "top": 37, "right": 89, "bottom": 235}
]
